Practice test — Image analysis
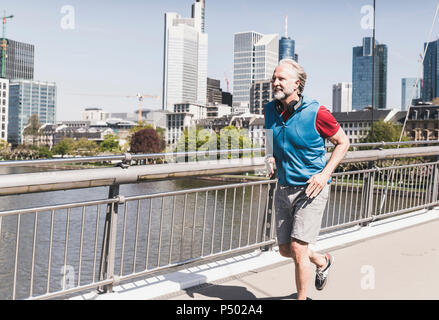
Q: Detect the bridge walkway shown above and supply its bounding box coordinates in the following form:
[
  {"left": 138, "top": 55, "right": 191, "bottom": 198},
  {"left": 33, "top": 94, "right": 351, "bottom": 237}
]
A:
[{"left": 153, "top": 211, "right": 439, "bottom": 300}]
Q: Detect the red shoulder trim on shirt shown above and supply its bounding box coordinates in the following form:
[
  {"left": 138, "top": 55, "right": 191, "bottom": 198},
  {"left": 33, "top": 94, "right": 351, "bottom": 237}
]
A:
[{"left": 316, "top": 106, "right": 340, "bottom": 139}]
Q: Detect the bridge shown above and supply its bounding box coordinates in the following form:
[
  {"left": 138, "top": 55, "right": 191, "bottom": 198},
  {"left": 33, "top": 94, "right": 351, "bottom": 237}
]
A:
[{"left": 0, "top": 141, "right": 438, "bottom": 300}]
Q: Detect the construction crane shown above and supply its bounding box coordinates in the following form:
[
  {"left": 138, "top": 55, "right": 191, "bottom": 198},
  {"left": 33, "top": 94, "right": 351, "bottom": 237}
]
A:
[
  {"left": 224, "top": 72, "right": 230, "bottom": 92},
  {"left": 130, "top": 93, "right": 160, "bottom": 124},
  {"left": 64, "top": 91, "right": 160, "bottom": 124},
  {"left": 1, "top": 11, "right": 14, "bottom": 78}
]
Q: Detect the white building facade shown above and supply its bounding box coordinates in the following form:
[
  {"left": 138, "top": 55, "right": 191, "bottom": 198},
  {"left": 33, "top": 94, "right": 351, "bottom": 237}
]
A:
[
  {"left": 233, "top": 32, "right": 278, "bottom": 114},
  {"left": 162, "top": 1, "right": 208, "bottom": 111},
  {"left": 332, "top": 82, "right": 352, "bottom": 113}
]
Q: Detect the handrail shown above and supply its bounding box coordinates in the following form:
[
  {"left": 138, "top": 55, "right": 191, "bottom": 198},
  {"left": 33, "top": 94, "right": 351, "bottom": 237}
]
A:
[
  {"left": 1, "top": 140, "right": 439, "bottom": 167},
  {"left": 0, "top": 146, "right": 438, "bottom": 196}
]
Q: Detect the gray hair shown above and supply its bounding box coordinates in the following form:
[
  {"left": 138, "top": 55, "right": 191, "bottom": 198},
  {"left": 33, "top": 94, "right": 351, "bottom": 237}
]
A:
[{"left": 278, "top": 59, "right": 307, "bottom": 94}]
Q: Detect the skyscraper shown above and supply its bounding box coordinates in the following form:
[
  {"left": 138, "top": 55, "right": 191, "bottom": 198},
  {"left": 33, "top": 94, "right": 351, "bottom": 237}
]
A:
[
  {"left": 233, "top": 31, "right": 278, "bottom": 113},
  {"left": 332, "top": 82, "right": 352, "bottom": 113},
  {"left": 162, "top": 0, "right": 208, "bottom": 111},
  {"left": 0, "top": 39, "right": 34, "bottom": 80},
  {"left": 422, "top": 39, "right": 439, "bottom": 102},
  {"left": 279, "top": 37, "right": 297, "bottom": 62},
  {"left": 352, "top": 37, "right": 387, "bottom": 110},
  {"left": 207, "top": 77, "right": 222, "bottom": 105},
  {"left": 8, "top": 80, "right": 57, "bottom": 145},
  {"left": 278, "top": 16, "right": 298, "bottom": 62},
  {"left": 401, "top": 78, "right": 421, "bottom": 111},
  {"left": 250, "top": 79, "right": 274, "bottom": 114}
]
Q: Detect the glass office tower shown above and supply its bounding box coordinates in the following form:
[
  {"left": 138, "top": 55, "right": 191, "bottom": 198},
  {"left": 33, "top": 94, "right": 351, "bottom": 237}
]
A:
[
  {"left": 401, "top": 78, "right": 421, "bottom": 110},
  {"left": 233, "top": 31, "right": 278, "bottom": 113},
  {"left": 422, "top": 39, "right": 439, "bottom": 102},
  {"left": 279, "top": 37, "right": 295, "bottom": 61},
  {"left": 0, "top": 39, "right": 34, "bottom": 80},
  {"left": 352, "top": 37, "right": 387, "bottom": 110},
  {"left": 8, "top": 80, "right": 57, "bottom": 145},
  {"left": 162, "top": 1, "right": 208, "bottom": 110}
]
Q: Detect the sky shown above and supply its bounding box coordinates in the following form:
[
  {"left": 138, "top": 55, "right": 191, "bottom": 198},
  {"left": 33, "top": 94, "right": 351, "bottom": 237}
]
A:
[{"left": 2, "top": 0, "right": 439, "bottom": 120}]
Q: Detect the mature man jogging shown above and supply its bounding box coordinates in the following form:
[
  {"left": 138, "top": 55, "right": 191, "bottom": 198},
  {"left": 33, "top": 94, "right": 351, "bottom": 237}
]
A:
[{"left": 264, "top": 59, "right": 349, "bottom": 300}]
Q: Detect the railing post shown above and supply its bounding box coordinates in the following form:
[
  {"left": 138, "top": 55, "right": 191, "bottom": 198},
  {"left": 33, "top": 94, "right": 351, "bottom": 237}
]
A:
[
  {"left": 361, "top": 161, "right": 375, "bottom": 226},
  {"left": 431, "top": 158, "right": 439, "bottom": 207},
  {"left": 262, "top": 175, "right": 276, "bottom": 251},
  {"left": 98, "top": 184, "right": 120, "bottom": 293}
]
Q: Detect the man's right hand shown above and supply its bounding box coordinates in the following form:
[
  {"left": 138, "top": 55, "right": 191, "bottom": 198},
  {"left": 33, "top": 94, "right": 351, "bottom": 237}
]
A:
[{"left": 265, "top": 156, "right": 275, "bottom": 178}]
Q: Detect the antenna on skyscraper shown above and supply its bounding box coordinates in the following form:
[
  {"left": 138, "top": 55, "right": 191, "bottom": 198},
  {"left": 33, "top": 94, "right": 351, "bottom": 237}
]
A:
[{"left": 284, "top": 15, "right": 288, "bottom": 38}]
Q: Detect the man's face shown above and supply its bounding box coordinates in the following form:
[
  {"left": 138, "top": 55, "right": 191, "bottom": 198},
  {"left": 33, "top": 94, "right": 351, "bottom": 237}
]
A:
[{"left": 271, "top": 65, "right": 299, "bottom": 101}]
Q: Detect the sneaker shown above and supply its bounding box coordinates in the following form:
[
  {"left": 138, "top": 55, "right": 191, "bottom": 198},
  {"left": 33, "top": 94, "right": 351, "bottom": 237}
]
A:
[{"left": 315, "top": 253, "right": 334, "bottom": 291}]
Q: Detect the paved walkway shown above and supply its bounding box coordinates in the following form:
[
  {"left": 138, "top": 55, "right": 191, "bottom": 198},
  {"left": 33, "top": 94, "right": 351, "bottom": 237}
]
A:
[{"left": 156, "top": 217, "right": 439, "bottom": 300}]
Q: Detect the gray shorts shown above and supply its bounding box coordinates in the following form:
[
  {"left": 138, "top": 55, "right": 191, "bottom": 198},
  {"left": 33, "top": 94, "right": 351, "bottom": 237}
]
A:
[{"left": 274, "top": 183, "right": 329, "bottom": 245}]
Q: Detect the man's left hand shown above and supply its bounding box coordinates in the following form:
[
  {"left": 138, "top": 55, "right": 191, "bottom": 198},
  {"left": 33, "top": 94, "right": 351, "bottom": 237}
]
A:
[{"left": 306, "top": 172, "right": 330, "bottom": 198}]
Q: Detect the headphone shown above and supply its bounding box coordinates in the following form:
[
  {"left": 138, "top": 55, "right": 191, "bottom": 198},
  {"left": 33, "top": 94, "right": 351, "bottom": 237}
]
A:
[{"left": 274, "top": 95, "right": 303, "bottom": 114}]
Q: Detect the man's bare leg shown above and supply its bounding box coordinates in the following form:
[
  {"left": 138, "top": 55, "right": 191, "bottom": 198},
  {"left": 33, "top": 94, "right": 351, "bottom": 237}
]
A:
[{"left": 279, "top": 239, "right": 328, "bottom": 299}]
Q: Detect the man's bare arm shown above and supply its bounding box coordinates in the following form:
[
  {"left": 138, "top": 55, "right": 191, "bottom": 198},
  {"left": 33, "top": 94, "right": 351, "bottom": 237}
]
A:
[{"left": 306, "top": 127, "right": 350, "bottom": 198}]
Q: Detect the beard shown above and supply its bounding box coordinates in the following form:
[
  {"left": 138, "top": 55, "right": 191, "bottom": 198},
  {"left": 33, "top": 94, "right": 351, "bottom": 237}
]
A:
[{"left": 274, "top": 86, "right": 295, "bottom": 100}]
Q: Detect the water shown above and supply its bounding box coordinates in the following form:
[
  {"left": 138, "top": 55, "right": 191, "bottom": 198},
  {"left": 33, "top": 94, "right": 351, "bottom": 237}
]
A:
[
  {"left": 0, "top": 166, "right": 270, "bottom": 299},
  {"left": 0, "top": 166, "right": 429, "bottom": 299}
]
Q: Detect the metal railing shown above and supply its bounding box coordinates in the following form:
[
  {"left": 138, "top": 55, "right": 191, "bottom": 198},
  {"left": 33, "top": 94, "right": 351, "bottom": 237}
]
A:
[{"left": 0, "top": 146, "right": 438, "bottom": 299}]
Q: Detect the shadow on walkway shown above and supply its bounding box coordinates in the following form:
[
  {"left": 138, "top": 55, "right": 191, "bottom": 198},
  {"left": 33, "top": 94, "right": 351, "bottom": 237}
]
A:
[{"left": 183, "top": 283, "right": 311, "bottom": 300}]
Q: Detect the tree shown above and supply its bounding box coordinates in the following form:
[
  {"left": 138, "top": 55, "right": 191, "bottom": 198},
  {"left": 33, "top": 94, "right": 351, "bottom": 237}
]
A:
[
  {"left": 361, "top": 120, "right": 409, "bottom": 148},
  {"left": 100, "top": 134, "right": 121, "bottom": 153},
  {"left": 75, "top": 137, "right": 99, "bottom": 156},
  {"left": 37, "top": 145, "right": 52, "bottom": 159},
  {"left": 129, "top": 123, "right": 165, "bottom": 151},
  {"left": 23, "top": 114, "right": 41, "bottom": 146},
  {"left": 52, "top": 138, "right": 75, "bottom": 157},
  {"left": 130, "top": 128, "right": 163, "bottom": 154},
  {"left": 218, "top": 125, "right": 254, "bottom": 159},
  {"left": 173, "top": 126, "right": 218, "bottom": 162}
]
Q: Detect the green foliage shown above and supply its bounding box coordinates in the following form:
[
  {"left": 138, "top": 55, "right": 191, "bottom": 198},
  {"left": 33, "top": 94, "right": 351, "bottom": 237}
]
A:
[
  {"left": 99, "top": 134, "right": 121, "bottom": 153},
  {"left": 52, "top": 138, "right": 75, "bottom": 157},
  {"left": 172, "top": 125, "right": 256, "bottom": 161},
  {"left": 23, "top": 114, "right": 42, "bottom": 145},
  {"left": 37, "top": 145, "right": 52, "bottom": 159},
  {"left": 360, "top": 121, "right": 409, "bottom": 149},
  {"left": 75, "top": 137, "right": 99, "bottom": 156}
]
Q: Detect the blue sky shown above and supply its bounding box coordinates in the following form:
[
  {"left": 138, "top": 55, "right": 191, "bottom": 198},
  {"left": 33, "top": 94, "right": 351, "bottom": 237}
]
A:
[{"left": 2, "top": 0, "right": 439, "bottom": 120}]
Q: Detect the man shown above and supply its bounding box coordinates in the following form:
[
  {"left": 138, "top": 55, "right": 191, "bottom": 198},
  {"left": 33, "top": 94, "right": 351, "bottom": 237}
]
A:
[{"left": 264, "top": 59, "right": 349, "bottom": 300}]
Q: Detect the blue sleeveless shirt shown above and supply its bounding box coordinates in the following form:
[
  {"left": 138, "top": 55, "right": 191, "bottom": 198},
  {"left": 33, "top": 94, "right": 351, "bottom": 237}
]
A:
[{"left": 264, "top": 95, "right": 327, "bottom": 186}]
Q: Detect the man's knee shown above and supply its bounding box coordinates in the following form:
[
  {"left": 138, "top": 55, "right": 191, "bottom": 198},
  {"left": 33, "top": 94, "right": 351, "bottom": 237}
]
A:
[{"left": 290, "top": 238, "right": 309, "bottom": 262}]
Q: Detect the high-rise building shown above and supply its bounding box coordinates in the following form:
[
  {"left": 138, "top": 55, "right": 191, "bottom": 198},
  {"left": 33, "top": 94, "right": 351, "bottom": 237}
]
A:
[
  {"left": 0, "top": 39, "right": 34, "bottom": 80},
  {"left": 221, "top": 91, "right": 232, "bottom": 107},
  {"left": 332, "top": 82, "right": 352, "bottom": 113},
  {"left": 352, "top": 37, "right": 387, "bottom": 110},
  {"left": 162, "top": 1, "right": 208, "bottom": 111},
  {"left": 401, "top": 78, "right": 421, "bottom": 111},
  {"left": 8, "top": 80, "right": 57, "bottom": 145},
  {"left": 278, "top": 16, "right": 298, "bottom": 62},
  {"left": 233, "top": 31, "right": 278, "bottom": 113},
  {"left": 250, "top": 79, "right": 274, "bottom": 114},
  {"left": 0, "top": 78, "right": 9, "bottom": 141},
  {"left": 422, "top": 39, "right": 439, "bottom": 102},
  {"left": 207, "top": 77, "right": 222, "bottom": 104}
]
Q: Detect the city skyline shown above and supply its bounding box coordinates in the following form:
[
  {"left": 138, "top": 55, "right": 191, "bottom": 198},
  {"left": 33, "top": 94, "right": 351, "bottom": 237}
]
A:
[{"left": 3, "top": 0, "right": 438, "bottom": 120}]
